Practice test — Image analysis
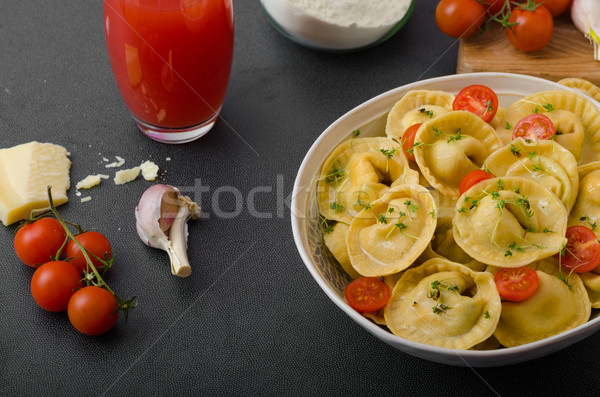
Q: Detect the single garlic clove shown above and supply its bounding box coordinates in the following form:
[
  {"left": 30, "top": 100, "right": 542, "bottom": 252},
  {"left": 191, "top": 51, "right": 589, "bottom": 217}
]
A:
[{"left": 135, "top": 184, "right": 201, "bottom": 277}]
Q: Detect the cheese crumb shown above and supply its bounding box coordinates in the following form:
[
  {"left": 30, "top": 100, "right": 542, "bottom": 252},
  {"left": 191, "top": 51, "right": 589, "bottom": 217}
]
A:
[
  {"left": 114, "top": 167, "right": 140, "bottom": 185},
  {"left": 140, "top": 160, "right": 159, "bottom": 181},
  {"left": 105, "top": 156, "right": 126, "bottom": 168},
  {"left": 80, "top": 196, "right": 92, "bottom": 203},
  {"left": 75, "top": 174, "right": 110, "bottom": 190}
]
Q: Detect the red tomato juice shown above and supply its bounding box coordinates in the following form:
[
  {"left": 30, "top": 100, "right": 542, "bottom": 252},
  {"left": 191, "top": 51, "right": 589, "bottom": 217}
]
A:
[{"left": 103, "top": 0, "right": 234, "bottom": 129}]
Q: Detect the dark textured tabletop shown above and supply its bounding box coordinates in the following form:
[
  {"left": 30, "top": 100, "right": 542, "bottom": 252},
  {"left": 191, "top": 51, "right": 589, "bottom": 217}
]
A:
[{"left": 2, "top": 1, "right": 600, "bottom": 396}]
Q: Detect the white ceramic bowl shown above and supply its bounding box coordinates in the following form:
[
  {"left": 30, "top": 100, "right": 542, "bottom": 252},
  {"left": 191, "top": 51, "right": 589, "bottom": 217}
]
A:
[
  {"left": 291, "top": 72, "right": 600, "bottom": 367},
  {"left": 260, "top": 0, "right": 415, "bottom": 52}
]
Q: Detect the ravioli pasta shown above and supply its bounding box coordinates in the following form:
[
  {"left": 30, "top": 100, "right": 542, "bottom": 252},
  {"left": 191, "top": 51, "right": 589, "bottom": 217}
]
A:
[
  {"left": 384, "top": 259, "right": 501, "bottom": 349},
  {"left": 385, "top": 90, "right": 455, "bottom": 141},
  {"left": 413, "top": 111, "right": 503, "bottom": 198},
  {"left": 346, "top": 185, "right": 436, "bottom": 277},
  {"left": 504, "top": 90, "right": 600, "bottom": 164},
  {"left": 317, "top": 137, "right": 416, "bottom": 224},
  {"left": 316, "top": 84, "right": 600, "bottom": 350}
]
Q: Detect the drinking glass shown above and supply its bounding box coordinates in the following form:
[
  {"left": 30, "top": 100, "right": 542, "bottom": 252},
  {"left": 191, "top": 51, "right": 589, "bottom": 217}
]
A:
[{"left": 103, "top": 0, "right": 234, "bottom": 143}]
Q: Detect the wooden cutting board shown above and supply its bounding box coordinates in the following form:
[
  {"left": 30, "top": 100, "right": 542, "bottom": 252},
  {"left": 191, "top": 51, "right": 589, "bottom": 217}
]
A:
[{"left": 457, "top": 14, "right": 600, "bottom": 85}]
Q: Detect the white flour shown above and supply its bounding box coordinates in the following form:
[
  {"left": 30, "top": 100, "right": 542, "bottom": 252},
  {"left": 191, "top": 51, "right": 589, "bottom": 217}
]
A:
[
  {"left": 261, "top": 0, "right": 413, "bottom": 50},
  {"left": 287, "top": 0, "right": 411, "bottom": 28}
]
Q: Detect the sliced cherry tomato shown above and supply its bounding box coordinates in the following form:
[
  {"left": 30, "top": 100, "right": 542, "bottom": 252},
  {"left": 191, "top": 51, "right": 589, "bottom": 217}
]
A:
[
  {"left": 68, "top": 286, "right": 119, "bottom": 336},
  {"left": 512, "top": 113, "right": 556, "bottom": 141},
  {"left": 14, "top": 217, "right": 66, "bottom": 267},
  {"left": 452, "top": 85, "right": 499, "bottom": 123},
  {"left": 558, "top": 225, "right": 600, "bottom": 273},
  {"left": 30, "top": 261, "right": 82, "bottom": 312},
  {"left": 534, "top": 0, "right": 572, "bottom": 17},
  {"left": 65, "top": 231, "right": 112, "bottom": 273},
  {"left": 401, "top": 123, "right": 422, "bottom": 162},
  {"left": 344, "top": 277, "right": 391, "bottom": 313},
  {"left": 494, "top": 266, "right": 539, "bottom": 301},
  {"left": 506, "top": 2, "right": 553, "bottom": 52},
  {"left": 435, "top": 0, "right": 486, "bottom": 39},
  {"left": 459, "top": 170, "right": 495, "bottom": 196}
]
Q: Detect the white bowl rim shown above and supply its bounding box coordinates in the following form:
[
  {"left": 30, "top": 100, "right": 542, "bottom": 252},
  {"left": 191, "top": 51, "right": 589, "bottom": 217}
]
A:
[{"left": 291, "top": 72, "right": 600, "bottom": 365}]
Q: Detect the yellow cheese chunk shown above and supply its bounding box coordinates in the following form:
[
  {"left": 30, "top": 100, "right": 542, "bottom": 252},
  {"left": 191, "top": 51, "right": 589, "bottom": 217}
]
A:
[
  {"left": 114, "top": 167, "right": 140, "bottom": 185},
  {"left": 0, "top": 142, "right": 71, "bottom": 225}
]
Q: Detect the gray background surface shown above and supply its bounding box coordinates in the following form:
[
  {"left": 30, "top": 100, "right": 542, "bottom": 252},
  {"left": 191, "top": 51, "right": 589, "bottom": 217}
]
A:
[{"left": 1, "top": 1, "right": 599, "bottom": 396}]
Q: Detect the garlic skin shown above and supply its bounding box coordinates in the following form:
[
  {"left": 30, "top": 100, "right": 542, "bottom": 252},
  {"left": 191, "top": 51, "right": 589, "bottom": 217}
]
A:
[
  {"left": 571, "top": 0, "right": 600, "bottom": 61},
  {"left": 135, "top": 184, "right": 201, "bottom": 277}
]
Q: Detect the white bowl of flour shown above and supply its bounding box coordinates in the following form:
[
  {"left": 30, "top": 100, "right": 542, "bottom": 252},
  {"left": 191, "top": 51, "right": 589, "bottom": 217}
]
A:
[{"left": 261, "top": 0, "right": 415, "bottom": 51}]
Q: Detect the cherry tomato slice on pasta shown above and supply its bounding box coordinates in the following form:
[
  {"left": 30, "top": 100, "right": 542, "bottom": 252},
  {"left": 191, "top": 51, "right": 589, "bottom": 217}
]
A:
[
  {"left": 344, "top": 277, "right": 391, "bottom": 313},
  {"left": 512, "top": 113, "right": 555, "bottom": 141},
  {"left": 452, "top": 85, "right": 498, "bottom": 123},
  {"left": 401, "top": 123, "right": 422, "bottom": 162},
  {"left": 458, "top": 169, "right": 495, "bottom": 196},
  {"left": 494, "top": 266, "right": 539, "bottom": 302},
  {"left": 558, "top": 225, "right": 600, "bottom": 273}
]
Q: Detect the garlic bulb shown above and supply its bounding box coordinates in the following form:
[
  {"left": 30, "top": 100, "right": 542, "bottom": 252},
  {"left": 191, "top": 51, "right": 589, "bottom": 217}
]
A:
[
  {"left": 571, "top": 0, "right": 600, "bottom": 61},
  {"left": 135, "top": 184, "right": 201, "bottom": 277}
]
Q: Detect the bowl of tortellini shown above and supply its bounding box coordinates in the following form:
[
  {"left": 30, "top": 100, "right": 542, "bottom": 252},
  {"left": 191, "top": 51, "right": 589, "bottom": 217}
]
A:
[{"left": 291, "top": 72, "right": 600, "bottom": 367}]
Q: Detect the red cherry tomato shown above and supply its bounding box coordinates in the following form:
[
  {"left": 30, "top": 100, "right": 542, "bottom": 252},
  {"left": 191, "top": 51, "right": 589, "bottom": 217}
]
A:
[
  {"left": 30, "top": 261, "right": 82, "bottom": 312},
  {"left": 435, "top": 0, "right": 486, "bottom": 39},
  {"left": 494, "top": 266, "right": 539, "bottom": 301},
  {"left": 401, "top": 123, "right": 422, "bottom": 162},
  {"left": 480, "top": 0, "right": 506, "bottom": 15},
  {"left": 558, "top": 226, "right": 600, "bottom": 273},
  {"left": 68, "top": 286, "right": 119, "bottom": 336},
  {"left": 534, "top": 0, "right": 572, "bottom": 17},
  {"left": 344, "top": 277, "right": 391, "bottom": 313},
  {"left": 459, "top": 170, "right": 495, "bottom": 196},
  {"left": 453, "top": 85, "right": 499, "bottom": 123},
  {"left": 506, "top": 3, "right": 554, "bottom": 52},
  {"left": 65, "top": 231, "right": 112, "bottom": 273},
  {"left": 14, "top": 217, "right": 66, "bottom": 267},
  {"left": 512, "top": 113, "right": 556, "bottom": 141}
]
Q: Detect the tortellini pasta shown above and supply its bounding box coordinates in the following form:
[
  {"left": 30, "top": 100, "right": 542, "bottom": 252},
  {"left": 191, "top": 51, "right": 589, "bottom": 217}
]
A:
[
  {"left": 317, "top": 137, "right": 416, "bottom": 224},
  {"left": 384, "top": 259, "right": 501, "bottom": 349},
  {"left": 316, "top": 84, "right": 600, "bottom": 351},
  {"left": 484, "top": 138, "right": 579, "bottom": 212},
  {"left": 494, "top": 259, "right": 591, "bottom": 347},
  {"left": 385, "top": 90, "right": 454, "bottom": 140},
  {"left": 569, "top": 162, "right": 600, "bottom": 240},
  {"left": 453, "top": 177, "right": 567, "bottom": 267},
  {"left": 413, "top": 111, "right": 503, "bottom": 198},
  {"left": 558, "top": 77, "right": 600, "bottom": 103},
  {"left": 323, "top": 222, "right": 360, "bottom": 280},
  {"left": 504, "top": 90, "right": 600, "bottom": 164},
  {"left": 347, "top": 185, "right": 436, "bottom": 277}
]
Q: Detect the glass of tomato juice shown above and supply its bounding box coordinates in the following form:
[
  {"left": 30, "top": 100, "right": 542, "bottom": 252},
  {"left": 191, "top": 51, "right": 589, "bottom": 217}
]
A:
[{"left": 103, "top": 0, "right": 234, "bottom": 144}]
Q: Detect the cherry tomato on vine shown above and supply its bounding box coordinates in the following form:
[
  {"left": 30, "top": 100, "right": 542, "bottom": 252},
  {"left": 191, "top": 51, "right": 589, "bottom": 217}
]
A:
[
  {"left": 512, "top": 113, "right": 556, "bottom": 141},
  {"left": 480, "top": 0, "right": 507, "bottom": 15},
  {"left": 344, "top": 277, "right": 391, "bottom": 313},
  {"left": 30, "top": 261, "right": 82, "bottom": 312},
  {"left": 14, "top": 217, "right": 66, "bottom": 267},
  {"left": 65, "top": 231, "right": 112, "bottom": 273},
  {"left": 68, "top": 286, "right": 119, "bottom": 335},
  {"left": 495, "top": 266, "right": 539, "bottom": 301},
  {"left": 435, "top": 0, "right": 486, "bottom": 39},
  {"left": 401, "top": 123, "right": 422, "bottom": 162},
  {"left": 534, "top": 0, "right": 572, "bottom": 17},
  {"left": 558, "top": 225, "right": 600, "bottom": 273},
  {"left": 506, "top": 2, "right": 554, "bottom": 52},
  {"left": 453, "top": 84, "right": 499, "bottom": 123},
  {"left": 459, "top": 170, "right": 495, "bottom": 196}
]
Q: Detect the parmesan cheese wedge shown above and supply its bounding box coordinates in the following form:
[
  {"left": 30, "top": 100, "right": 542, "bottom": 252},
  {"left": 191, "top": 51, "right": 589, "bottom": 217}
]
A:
[{"left": 0, "top": 142, "right": 71, "bottom": 225}]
